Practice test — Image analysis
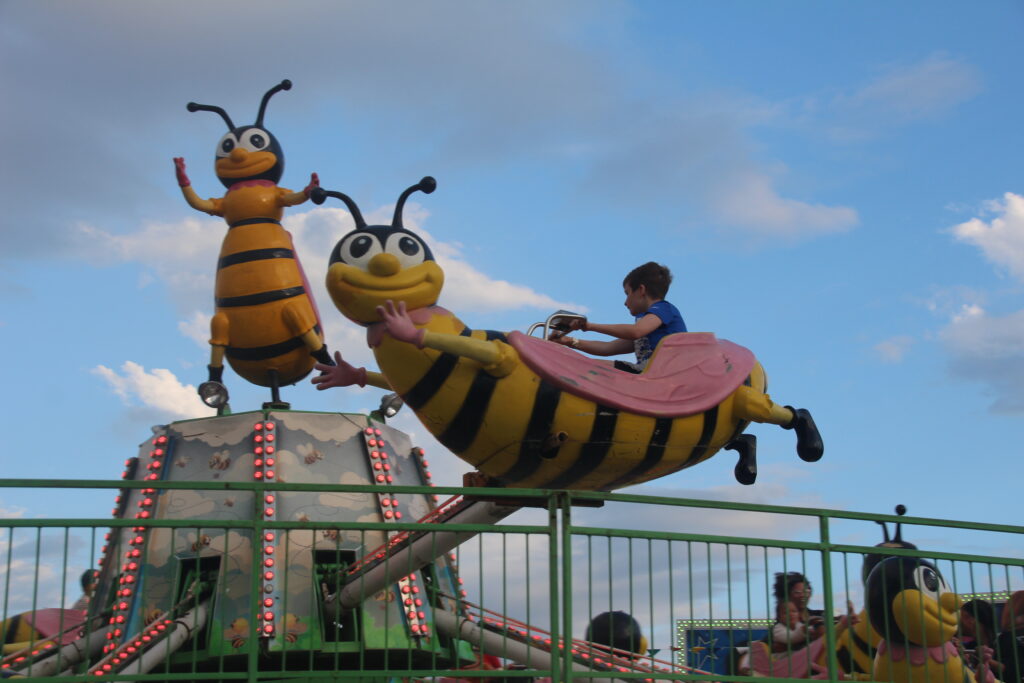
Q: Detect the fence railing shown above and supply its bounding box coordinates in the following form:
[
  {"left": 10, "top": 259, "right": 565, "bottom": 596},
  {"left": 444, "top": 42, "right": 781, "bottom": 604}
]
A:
[{"left": 1, "top": 480, "right": 1021, "bottom": 683}]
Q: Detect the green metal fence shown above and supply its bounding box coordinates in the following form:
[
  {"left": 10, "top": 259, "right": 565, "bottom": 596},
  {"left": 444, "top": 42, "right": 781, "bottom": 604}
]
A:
[{"left": 1, "top": 480, "right": 1021, "bottom": 683}]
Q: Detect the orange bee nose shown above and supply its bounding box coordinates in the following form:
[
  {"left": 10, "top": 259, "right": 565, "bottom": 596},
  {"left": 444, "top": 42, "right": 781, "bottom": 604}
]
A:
[
  {"left": 230, "top": 147, "right": 248, "bottom": 163},
  {"left": 369, "top": 253, "right": 400, "bottom": 276}
]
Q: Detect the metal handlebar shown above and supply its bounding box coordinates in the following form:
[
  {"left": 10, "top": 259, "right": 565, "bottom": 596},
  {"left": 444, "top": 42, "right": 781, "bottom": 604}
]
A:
[{"left": 527, "top": 310, "right": 587, "bottom": 340}]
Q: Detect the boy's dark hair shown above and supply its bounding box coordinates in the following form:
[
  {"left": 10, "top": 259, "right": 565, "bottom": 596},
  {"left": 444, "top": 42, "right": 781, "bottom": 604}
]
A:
[{"left": 623, "top": 262, "right": 672, "bottom": 300}]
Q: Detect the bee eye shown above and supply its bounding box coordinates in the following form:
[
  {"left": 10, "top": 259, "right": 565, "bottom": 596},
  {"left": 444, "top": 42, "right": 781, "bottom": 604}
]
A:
[
  {"left": 351, "top": 236, "right": 373, "bottom": 258},
  {"left": 399, "top": 237, "right": 419, "bottom": 256},
  {"left": 217, "top": 133, "right": 238, "bottom": 157},
  {"left": 336, "top": 232, "right": 382, "bottom": 269},
  {"left": 385, "top": 232, "right": 427, "bottom": 269},
  {"left": 912, "top": 564, "right": 947, "bottom": 599},
  {"left": 238, "top": 128, "right": 271, "bottom": 153}
]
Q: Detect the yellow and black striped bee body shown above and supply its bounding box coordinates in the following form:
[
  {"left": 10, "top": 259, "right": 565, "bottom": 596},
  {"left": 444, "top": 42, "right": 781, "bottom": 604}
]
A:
[
  {"left": 2, "top": 611, "right": 43, "bottom": 655},
  {"left": 212, "top": 184, "right": 324, "bottom": 387},
  {"left": 372, "top": 310, "right": 767, "bottom": 490},
  {"left": 313, "top": 178, "right": 822, "bottom": 491},
  {"left": 176, "top": 80, "right": 330, "bottom": 403}
]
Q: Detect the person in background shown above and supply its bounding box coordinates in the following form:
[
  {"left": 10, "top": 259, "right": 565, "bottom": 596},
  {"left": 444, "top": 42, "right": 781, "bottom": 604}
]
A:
[
  {"left": 772, "top": 600, "right": 812, "bottom": 653},
  {"left": 71, "top": 569, "right": 98, "bottom": 612},
  {"left": 958, "top": 599, "right": 998, "bottom": 670},
  {"left": 992, "top": 591, "right": 1024, "bottom": 683},
  {"left": 770, "top": 571, "right": 856, "bottom": 654}
]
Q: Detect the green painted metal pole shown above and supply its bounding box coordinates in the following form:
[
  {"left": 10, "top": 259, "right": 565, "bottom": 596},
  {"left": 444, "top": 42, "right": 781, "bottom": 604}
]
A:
[
  {"left": 819, "top": 515, "right": 840, "bottom": 682},
  {"left": 561, "top": 493, "right": 576, "bottom": 683},
  {"left": 549, "top": 493, "right": 563, "bottom": 683}
]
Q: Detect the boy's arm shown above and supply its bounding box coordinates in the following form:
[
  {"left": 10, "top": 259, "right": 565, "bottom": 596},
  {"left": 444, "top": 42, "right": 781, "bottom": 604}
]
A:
[
  {"left": 584, "top": 312, "right": 662, "bottom": 341},
  {"left": 570, "top": 337, "right": 634, "bottom": 357}
]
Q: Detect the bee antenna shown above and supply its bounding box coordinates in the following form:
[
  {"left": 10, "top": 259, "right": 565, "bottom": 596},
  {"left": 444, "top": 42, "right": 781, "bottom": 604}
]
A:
[
  {"left": 311, "top": 188, "right": 367, "bottom": 230},
  {"left": 186, "top": 102, "right": 236, "bottom": 131},
  {"left": 393, "top": 176, "right": 437, "bottom": 228},
  {"left": 256, "top": 79, "right": 292, "bottom": 128},
  {"left": 893, "top": 504, "right": 907, "bottom": 543}
]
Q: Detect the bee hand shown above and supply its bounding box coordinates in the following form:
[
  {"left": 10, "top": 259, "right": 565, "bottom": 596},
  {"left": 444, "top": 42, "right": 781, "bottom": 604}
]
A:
[
  {"left": 173, "top": 157, "right": 191, "bottom": 187},
  {"left": 303, "top": 172, "right": 320, "bottom": 198},
  {"left": 377, "top": 300, "right": 426, "bottom": 348},
  {"left": 312, "top": 351, "right": 367, "bottom": 389}
]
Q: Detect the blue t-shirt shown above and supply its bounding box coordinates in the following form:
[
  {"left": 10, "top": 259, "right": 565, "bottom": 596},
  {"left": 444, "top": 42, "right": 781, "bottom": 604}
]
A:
[{"left": 633, "top": 300, "right": 687, "bottom": 367}]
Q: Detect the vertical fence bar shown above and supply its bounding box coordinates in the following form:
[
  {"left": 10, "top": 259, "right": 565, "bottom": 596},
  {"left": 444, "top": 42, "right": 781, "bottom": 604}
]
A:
[
  {"left": 819, "top": 514, "right": 839, "bottom": 682},
  {"left": 558, "top": 493, "right": 571, "bottom": 683}
]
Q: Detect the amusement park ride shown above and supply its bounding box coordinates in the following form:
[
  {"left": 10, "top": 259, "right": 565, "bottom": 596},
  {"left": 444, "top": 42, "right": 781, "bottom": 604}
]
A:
[{"left": 0, "top": 80, "right": 869, "bottom": 682}]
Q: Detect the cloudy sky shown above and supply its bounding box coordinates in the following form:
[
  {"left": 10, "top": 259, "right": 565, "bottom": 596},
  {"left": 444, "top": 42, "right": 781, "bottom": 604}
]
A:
[{"left": 1, "top": 0, "right": 1022, "bottom": 614}]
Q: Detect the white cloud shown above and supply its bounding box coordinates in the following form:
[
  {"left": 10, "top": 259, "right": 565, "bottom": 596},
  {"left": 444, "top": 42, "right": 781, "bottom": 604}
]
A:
[
  {"left": 0, "top": 503, "right": 26, "bottom": 519},
  {"left": 938, "top": 196, "right": 1024, "bottom": 413},
  {"left": 178, "top": 310, "right": 210, "bottom": 348},
  {"left": 93, "top": 361, "right": 213, "bottom": 420},
  {"left": 436, "top": 249, "right": 583, "bottom": 313},
  {"left": 72, "top": 217, "right": 221, "bottom": 269},
  {"left": 583, "top": 107, "right": 859, "bottom": 239},
  {"left": 940, "top": 306, "right": 1024, "bottom": 414},
  {"left": 76, "top": 206, "right": 577, "bottom": 354},
  {"left": 873, "top": 335, "right": 914, "bottom": 363},
  {"left": 71, "top": 217, "right": 219, "bottom": 316},
  {"left": 711, "top": 170, "right": 858, "bottom": 238},
  {"left": 832, "top": 54, "right": 982, "bottom": 127},
  {"left": 950, "top": 192, "right": 1024, "bottom": 282},
  {"left": 364, "top": 204, "right": 584, "bottom": 314}
]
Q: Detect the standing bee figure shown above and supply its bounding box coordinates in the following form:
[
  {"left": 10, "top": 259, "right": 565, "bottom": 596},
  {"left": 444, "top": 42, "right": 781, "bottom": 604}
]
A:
[
  {"left": 174, "top": 79, "right": 331, "bottom": 408},
  {"left": 310, "top": 178, "right": 824, "bottom": 492}
]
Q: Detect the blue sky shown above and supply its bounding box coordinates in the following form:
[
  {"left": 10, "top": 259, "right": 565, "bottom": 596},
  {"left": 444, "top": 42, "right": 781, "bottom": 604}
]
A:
[{"left": 1, "top": 0, "right": 1022, "bottom": 547}]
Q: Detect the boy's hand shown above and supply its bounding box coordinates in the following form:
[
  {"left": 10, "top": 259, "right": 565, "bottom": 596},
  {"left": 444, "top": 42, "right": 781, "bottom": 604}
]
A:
[{"left": 550, "top": 335, "right": 579, "bottom": 349}]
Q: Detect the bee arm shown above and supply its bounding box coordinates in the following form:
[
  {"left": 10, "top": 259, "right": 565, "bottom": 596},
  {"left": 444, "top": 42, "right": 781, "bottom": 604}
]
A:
[
  {"left": 362, "top": 370, "right": 391, "bottom": 390},
  {"left": 179, "top": 184, "right": 221, "bottom": 216},
  {"left": 421, "top": 331, "right": 518, "bottom": 377},
  {"left": 279, "top": 186, "right": 310, "bottom": 207}
]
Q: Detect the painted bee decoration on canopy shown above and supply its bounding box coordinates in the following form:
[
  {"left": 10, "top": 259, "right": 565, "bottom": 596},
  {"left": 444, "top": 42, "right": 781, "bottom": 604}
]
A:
[
  {"left": 311, "top": 178, "right": 823, "bottom": 491},
  {"left": 173, "top": 79, "right": 331, "bottom": 409}
]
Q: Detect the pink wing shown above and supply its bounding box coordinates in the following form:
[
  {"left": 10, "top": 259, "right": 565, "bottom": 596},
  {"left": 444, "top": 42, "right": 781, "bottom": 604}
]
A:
[{"left": 508, "top": 331, "right": 756, "bottom": 418}]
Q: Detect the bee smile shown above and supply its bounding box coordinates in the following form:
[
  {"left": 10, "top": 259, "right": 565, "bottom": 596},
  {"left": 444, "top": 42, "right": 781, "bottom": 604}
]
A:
[{"left": 216, "top": 153, "right": 276, "bottom": 178}]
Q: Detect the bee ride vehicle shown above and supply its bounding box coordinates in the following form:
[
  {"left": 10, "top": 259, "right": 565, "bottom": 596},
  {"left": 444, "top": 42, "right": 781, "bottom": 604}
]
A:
[{"left": 310, "top": 177, "right": 824, "bottom": 491}]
